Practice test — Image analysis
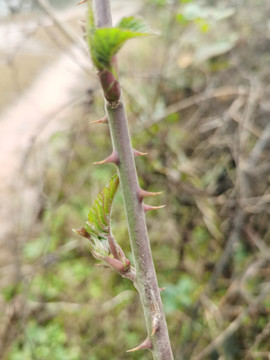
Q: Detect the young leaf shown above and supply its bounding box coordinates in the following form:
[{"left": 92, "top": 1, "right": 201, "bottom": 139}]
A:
[
  {"left": 87, "top": 14, "right": 154, "bottom": 70},
  {"left": 86, "top": 174, "right": 119, "bottom": 238},
  {"left": 116, "top": 16, "right": 151, "bottom": 33}
]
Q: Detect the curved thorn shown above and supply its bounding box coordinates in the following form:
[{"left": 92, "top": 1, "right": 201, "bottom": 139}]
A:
[
  {"left": 126, "top": 337, "right": 152, "bottom": 353},
  {"left": 90, "top": 116, "right": 108, "bottom": 125},
  {"left": 137, "top": 188, "right": 162, "bottom": 202},
  {"left": 93, "top": 151, "right": 119, "bottom": 165},
  {"left": 133, "top": 148, "right": 148, "bottom": 157},
  {"left": 143, "top": 204, "right": 166, "bottom": 213},
  {"left": 75, "top": 0, "right": 87, "bottom": 5},
  {"left": 159, "top": 286, "right": 166, "bottom": 293}
]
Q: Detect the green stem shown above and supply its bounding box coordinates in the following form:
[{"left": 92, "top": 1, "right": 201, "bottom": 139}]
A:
[
  {"left": 92, "top": 1, "right": 174, "bottom": 358},
  {"left": 106, "top": 102, "right": 174, "bottom": 359}
]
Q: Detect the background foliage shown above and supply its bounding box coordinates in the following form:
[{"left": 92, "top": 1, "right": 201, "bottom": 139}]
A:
[{"left": 1, "top": 0, "right": 270, "bottom": 359}]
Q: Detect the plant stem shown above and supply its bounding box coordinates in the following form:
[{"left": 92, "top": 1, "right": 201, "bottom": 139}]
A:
[{"left": 92, "top": 0, "right": 174, "bottom": 358}]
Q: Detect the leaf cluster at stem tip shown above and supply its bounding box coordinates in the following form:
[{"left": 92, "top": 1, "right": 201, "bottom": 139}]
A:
[
  {"left": 86, "top": 3, "right": 156, "bottom": 70},
  {"left": 73, "top": 174, "right": 119, "bottom": 259}
]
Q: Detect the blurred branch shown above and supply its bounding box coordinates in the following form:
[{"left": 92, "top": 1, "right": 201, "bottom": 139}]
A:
[
  {"left": 34, "top": 0, "right": 86, "bottom": 49},
  {"left": 150, "top": 86, "right": 249, "bottom": 127},
  {"left": 192, "top": 284, "right": 270, "bottom": 360},
  {"left": 208, "top": 81, "right": 263, "bottom": 289},
  {"left": 246, "top": 122, "right": 270, "bottom": 170}
]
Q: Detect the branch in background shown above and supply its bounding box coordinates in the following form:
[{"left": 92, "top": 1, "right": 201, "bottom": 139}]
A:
[{"left": 193, "top": 284, "right": 270, "bottom": 360}]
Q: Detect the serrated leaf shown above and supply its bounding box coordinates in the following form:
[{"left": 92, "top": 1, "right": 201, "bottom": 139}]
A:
[
  {"left": 116, "top": 16, "right": 151, "bottom": 33},
  {"left": 87, "top": 174, "right": 119, "bottom": 238},
  {"left": 87, "top": 14, "right": 154, "bottom": 69}
]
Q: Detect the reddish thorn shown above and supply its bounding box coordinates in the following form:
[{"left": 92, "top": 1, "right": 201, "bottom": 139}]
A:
[
  {"left": 93, "top": 151, "right": 119, "bottom": 165},
  {"left": 90, "top": 116, "right": 108, "bottom": 125},
  {"left": 126, "top": 337, "right": 152, "bottom": 353},
  {"left": 137, "top": 188, "right": 162, "bottom": 202},
  {"left": 143, "top": 204, "right": 166, "bottom": 213},
  {"left": 159, "top": 287, "right": 166, "bottom": 293},
  {"left": 133, "top": 148, "right": 148, "bottom": 157},
  {"left": 104, "top": 256, "right": 125, "bottom": 273},
  {"left": 75, "top": 0, "right": 87, "bottom": 5}
]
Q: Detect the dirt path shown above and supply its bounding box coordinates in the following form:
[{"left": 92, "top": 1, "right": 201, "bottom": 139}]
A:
[
  {"left": 0, "top": 46, "right": 91, "bottom": 288},
  {"left": 0, "top": 0, "right": 143, "bottom": 288}
]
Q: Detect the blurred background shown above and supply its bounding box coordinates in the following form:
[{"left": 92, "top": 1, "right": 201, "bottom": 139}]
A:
[{"left": 0, "top": 0, "right": 270, "bottom": 359}]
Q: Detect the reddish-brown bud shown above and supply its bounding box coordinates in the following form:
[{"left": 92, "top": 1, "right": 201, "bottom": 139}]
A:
[
  {"left": 98, "top": 69, "right": 121, "bottom": 102},
  {"left": 73, "top": 227, "right": 90, "bottom": 240},
  {"left": 104, "top": 256, "right": 125, "bottom": 273}
]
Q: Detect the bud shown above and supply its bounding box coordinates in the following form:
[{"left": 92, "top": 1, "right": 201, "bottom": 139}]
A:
[{"left": 72, "top": 227, "right": 90, "bottom": 239}]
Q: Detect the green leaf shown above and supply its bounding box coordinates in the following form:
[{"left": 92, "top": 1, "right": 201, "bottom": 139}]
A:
[
  {"left": 87, "top": 15, "right": 154, "bottom": 69},
  {"left": 86, "top": 174, "right": 119, "bottom": 238},
  {"left": 116, "top": 16, "right": 151, "bottom": 33}
]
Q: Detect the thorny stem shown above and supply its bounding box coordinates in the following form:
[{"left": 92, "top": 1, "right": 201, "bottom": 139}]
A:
[{"left": 92, "top": 0, "right": 174, "bottom": 358}]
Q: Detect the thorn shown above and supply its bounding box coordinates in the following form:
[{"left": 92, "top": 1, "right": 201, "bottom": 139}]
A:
[
  {"left": 93, "top": 151, "right": 119, "bottom": 165},
  {"left": 159, "top": 287, "right": 166, "bottom": 293},
  {"left": 127, "top": 337, "right": 152, "bottom": 352},
  {"left": 90, "top": 116, "right": 108, "bottom": 125},
  {"left": 75, "top": 0, "right": 87, "bottom": 5},
  {"left": 137, "top": 188, "right": 162, "bottom": 202},
  {"left": 133, "top": 148, "right": 148, "bottom": 157},
  {"left": 143, "top": 204, "right": 166, "bottom": 213}
]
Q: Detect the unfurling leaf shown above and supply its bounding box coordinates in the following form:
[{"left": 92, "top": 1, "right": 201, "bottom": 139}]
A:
[
  {"left": 74, "top": 174, "right": 119, "bottom": 259},
  {"left": 85, "top": 174, "right": 119, "bottom": 239},
  {"left": 75, "top": 174, "right": 131, "bottom": 273},
  {"left": 116, "top": 16, "right": 151, "bottom": 33},
  {"left": 87, "top": 10, "right": 154, "bottom": 70}
]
